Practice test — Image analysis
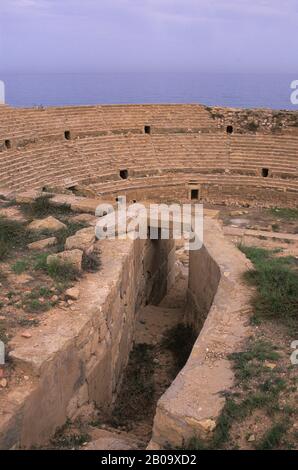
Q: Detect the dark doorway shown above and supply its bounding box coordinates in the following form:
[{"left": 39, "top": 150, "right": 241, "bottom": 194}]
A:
[
  {"left": 144, "top": 125, "right": 151, "bottom": 135},
  {"left": 226, "top": 125, "right": 233, "bottom": 134},
  {"left": 191, "top": 189, "right": 199, "bottom": 200},
  {"left": 4, "top": 139, "right": 11, "bottom": 149},
  {"left": 262, "top": 168, "right": 269, "bottom": 178},
  {"left": 64, "top": 130, "right": 71, "bottom": 140},
  {"left": 120, "top": 169, "right": 129, "bottom": 180}
]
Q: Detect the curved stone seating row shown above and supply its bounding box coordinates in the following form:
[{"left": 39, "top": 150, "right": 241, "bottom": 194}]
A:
[
  {"left": 0, "top": 125, "right": 297, "bottom": 205},
  {"left": 0, "top": 104, "right": 217, "bottom": 148}
]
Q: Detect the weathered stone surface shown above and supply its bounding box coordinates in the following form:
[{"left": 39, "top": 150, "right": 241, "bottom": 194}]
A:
[
  {"left": 149, "top": 218, "right": 252, "bottom": 449},
  {"left": 0, "top": 207, "right": 26, "bottom": 223},
  {"left": 47, "top": 249, "right": 83, "bottom": 271},
  {"left": 51, "top": 194, "right": 105, "bottom": 214},
  {"left": 28, "top": 237, "right": 57, "bottom": 251},
  {"left": 84, "top": 429, "right": 141, "bottom": 450},
  {"left": 0, "top": 187, "right": 15, "bottom": 200},
  {"left": 71, "top": 213, "right": 97, "bottom": 226},
  {"left": 65, "top": 287, "right": 80, "bottom": 301},
  {"left": 65, "top": 227, "right": 95, "bottom": 252},
  {"left": 28, "top": 216, "right": 66, "bottom": 233},
  {"left": 15, "top": 190, "right": 42, "bottom": 204},
  {"left": 197, "top": 419, "right": 216, "bottom": 433}
]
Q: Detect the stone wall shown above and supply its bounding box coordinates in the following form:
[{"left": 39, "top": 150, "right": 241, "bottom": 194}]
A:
[
  {"left": 0, "top": 236, "right": 175, "bottom": 449},
  {"left": 149, "top": 218, "right": 252, "bottom": 449},
  {"left": 186, "top": 244, "right": 221, "bottom": 333},
  {"left": 0, "top": 104, "right": 297, "bottom": 208}
]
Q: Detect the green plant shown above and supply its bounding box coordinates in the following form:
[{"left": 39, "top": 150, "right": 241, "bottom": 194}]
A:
[
  {"left": 110, "top": 343, "right": 156, "bottom": 426},
  {"left": 162, "top": 323, "right": 197, "bottom": 374},
  {"left": 12, "top": 259, "right": 30, "bottom": 274},
  {"left": 256, "top": 422, "right": 288, "bottom": 450},
  {"left": 239, "top": 245, "right": 298, "bottom": 330},
  {"left": 20, "top": 195, "right": 72, "bottom": 218},
  {"left": 82, "top": 251, "right": 101, "bottom": 272},
  {"left": 55, "top": 222, "right": 88, "bottom": 251},
  {"left": 33, "top": 252, "right": 49, "bottom": 271},
  {"left": 46, "top": 258, "right": 80, "bottom": 283},
  {"left": 229, "top": 340, "right": 280, "bottom": 382},
  {"left": 247, "top": 121, "right": 259, "bottom": 132},
  {"left": 50, "top": 421, "right": 90, "bottom": 449},
  {"left": 0, "top": 216, "right": 29, "bottom": 259},
  {"left": 269, "top": 207, "right": 298, "bottom": 221}
]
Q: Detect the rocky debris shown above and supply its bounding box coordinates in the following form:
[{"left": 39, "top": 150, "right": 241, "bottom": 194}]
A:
[
  {"left": 248, "top": 434, "right": 256, "bottom": 442},
  {"left": 51, "top": 194, "right": 104, "bottom": 214},
  {"left": 21, "top": 332, "right": 32, "bottom": 339},
  {"left": 65, "top": 227, "right": 95, "bottom": 252},
  {"left": 0, "top": 207, "right": 27, "bottom": 222},
  {"left": 264, "top": 361, "right": 277, "bottom": 370},
  {"left": 65, "top": 287, "right": 80, "bottom": 301},
  {"left": 71, "top": 213, "right": 97, "bottom": 226},
  {"left": 230, "top": 210, "right": 249, "bottom": 216},
  {"left": 15, "top": 190, "right": 46, "bottom": 204},
  {"left": 0, "top": 378, "right": 7, "bottom": 388},
  {"left": 28, "top": 216, "right": 66, "bottom": 233},
  {"left": 197, "top": 419, "right": 217, "bottom": 434},
  {"left": 28, "top": 237, "right": 57, "bottom": 251},
  {"left": 69, "top": 185, "right": 98, "bottom": 198},
  {"left": 84, "top": 429, "right": 142, "bottom": 451},
  {"left": 0, "top": 187, "right": 16, "bottom": 200},
  {"left": 8, "top": 273, "right": 34, "bottom": 285},
  {"left": 47, "top": 249, "right": 83, "bottom": 272}
]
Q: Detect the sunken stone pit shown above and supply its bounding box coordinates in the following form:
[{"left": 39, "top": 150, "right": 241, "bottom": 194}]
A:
[{"left": 0, "top": 104, "right": 297, "bottom": 450}]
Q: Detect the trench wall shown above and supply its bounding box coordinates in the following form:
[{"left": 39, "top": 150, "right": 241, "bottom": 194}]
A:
[
  {"left": 149, "top": 218, "right": 252, "bottom": 449},
  {"left": 0, "top": 237, "right": 175, "bottom": 449}
]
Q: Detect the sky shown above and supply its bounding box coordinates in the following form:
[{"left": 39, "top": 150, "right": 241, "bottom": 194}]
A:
[{"left": 0, "top": 0, "right": 297, "bottom": 74}]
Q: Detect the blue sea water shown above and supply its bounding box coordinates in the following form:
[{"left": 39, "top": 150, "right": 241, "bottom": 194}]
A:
[{"left": 1, "top": 72, "right": 297, "bottom": 110}]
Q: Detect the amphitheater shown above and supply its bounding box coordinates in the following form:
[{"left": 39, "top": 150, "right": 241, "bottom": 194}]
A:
[{"left": 0, "top": 103, "right": 297, "bottom": 450}]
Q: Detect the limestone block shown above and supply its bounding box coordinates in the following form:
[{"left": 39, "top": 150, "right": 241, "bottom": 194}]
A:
[
  {"left": 71, "top": 198, "right": 103, "bottom": 214},
  {"left": 0, "top": 207, "right": 26, "bottom": 223},
  {"left": 65, "top": 287, "right": 80, "bottom": 300},
  {"left": 15, "top": 190, "right": 43, "bottom": 204},
  {"left": 28, "top": 237, "right": 57, "bottom": 251},
  {"left": 65, "top": 227, "right": 95, "bottom": 252},
  {"left": 28, "top": 216, "right": 66, "bottom": 233},
  {"left": 71, "top": 213, "right": 98, "bottom": 226},
  {"left": 84, "top": 429, "right": 142, "bottom": 450},
  {"left": 47, "top": 249, "right": 83, "bottom": 272},
  {"left": 86, "top": 344, "right": 112, "bottom": 409},
  {"left": 77, "top": 383, "right": 89, "bottom": 408}
]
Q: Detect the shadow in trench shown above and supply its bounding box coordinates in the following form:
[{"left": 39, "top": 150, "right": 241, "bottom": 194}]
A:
[{"left": 107, "top": 250, "right": 197, "bottom": 446}]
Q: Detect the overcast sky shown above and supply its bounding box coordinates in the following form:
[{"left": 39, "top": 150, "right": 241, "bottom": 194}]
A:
[{"left": 0, "top": 0, "right": 297, "bottom": 73}]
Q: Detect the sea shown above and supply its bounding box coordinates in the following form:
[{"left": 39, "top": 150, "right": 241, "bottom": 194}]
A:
[{"left": 1, "top": 72, "right": 297, "bottom": 110}]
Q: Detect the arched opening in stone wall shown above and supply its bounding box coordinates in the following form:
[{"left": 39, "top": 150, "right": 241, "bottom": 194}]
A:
[
  {"left": 191, "top": 189, "right": 199, "bottom": 200},
  {"left": 227, "top": 125, "right": 234, "bottom": 134},
  {"left": 4, "top": 139, "right": 11, "bottom": 150},
  {"left": 144, "top": 125, "right": 151, "bottom": 135},
  {"left": 64, "top": 130, "right": 71, "bottom": 140},
  {"left": 262, "top": 168, "right": 269, "bottom": 177},
  {"left": 120, "top": 169, "right": 129, "bottom": 180}
]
